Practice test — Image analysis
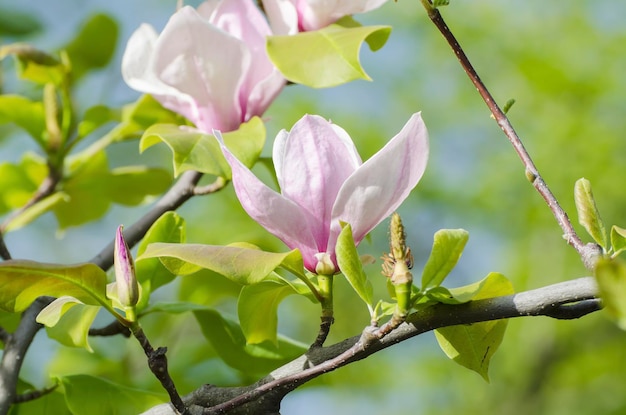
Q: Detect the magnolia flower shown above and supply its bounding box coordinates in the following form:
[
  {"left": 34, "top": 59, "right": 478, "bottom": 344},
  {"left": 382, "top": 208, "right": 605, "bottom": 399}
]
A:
[
  {"left": 263, "top": 0, "right": 389, "bottom": 32},
  {"left": 122, "top": 0, "right": 284, "bottom": 133},
  {"left": 218, "top": 113, "right": 429, "bottom": 273},
  {"left": 114, "top": 225, "right": 139, "bottom": 308}
]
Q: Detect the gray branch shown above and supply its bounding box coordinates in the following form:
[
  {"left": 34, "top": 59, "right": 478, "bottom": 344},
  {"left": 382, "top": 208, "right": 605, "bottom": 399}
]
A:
[{"left": 141, "top": 276, "right": 600, "bottom": 415}]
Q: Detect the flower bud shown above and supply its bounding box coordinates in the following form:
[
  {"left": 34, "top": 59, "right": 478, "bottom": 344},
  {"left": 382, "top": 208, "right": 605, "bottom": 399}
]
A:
[{"left": 114, "top": 225, "right": 139, "bottom": 308}]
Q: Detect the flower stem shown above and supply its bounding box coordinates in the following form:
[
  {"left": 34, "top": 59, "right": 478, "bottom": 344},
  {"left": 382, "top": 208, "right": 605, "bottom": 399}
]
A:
[{"left": 312, "top": 274, "right": 334, "bottom": 347}]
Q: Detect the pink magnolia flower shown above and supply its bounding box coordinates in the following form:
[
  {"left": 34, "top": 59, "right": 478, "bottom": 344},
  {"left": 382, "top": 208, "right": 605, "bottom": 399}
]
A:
[
  {"left": 263, "top": 0, "right": 389, "bottom": 32},
  {"left": 218, "top": 113, "right": 429, "bottom": 273},
  {"left": 122, "top": 0, "right": 285, "bottom": 133}
]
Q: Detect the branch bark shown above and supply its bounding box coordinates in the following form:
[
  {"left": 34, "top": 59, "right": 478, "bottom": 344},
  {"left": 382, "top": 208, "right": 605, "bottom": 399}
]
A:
[{"left": 141, "top": 276, "right": 600, "bottom": 415}]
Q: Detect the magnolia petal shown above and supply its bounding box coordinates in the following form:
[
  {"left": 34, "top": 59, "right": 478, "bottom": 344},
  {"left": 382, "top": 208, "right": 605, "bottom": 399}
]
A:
[
  {"left": 297, "top": 0, "right": 389, "bottom": 31},
  {"left": 150, "top": 6, "right": 249, "bottom": 132},
  {"left": 245, "top": 68, "right": 286, "bottom": 124},
  {"left": 262, "top": 0, "right": 300, "bottom": 35},
  {"left": 272, "top": 115, "right": 362, "bottom": 249},
  {"left": 216, "top": 132, "right": 321, "bottom": 270},
  {"left": 330, "top": 112, "right": 429, "bottom": 249},
  {"left": 121, "top": 24, "right": 175, "bottom": 96}
]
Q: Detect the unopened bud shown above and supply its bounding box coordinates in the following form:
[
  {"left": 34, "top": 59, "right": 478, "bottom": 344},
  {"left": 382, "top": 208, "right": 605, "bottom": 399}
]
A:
[{"left": 114, "top": 225, "right": 139, "bottom": 309}]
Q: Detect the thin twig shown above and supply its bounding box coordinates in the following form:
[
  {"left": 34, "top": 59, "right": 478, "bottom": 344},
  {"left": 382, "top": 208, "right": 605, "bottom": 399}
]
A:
[
  {"left": 419, "top": 1, "right": 594, "bottom": 266},
  {"left": 14, "top": 384, "right": 58, "bottom": 403},
  {"left": 193, "top": 176, "right": 227, "bottom": 195},
  {"left": 0, "top": 164, "right": 62, "bottom": 234},
  {"left": 131, "top": 326, "right": 188, "bottom": 415},
  {"left": 89, "top": 320, "right": 131, "bottom": 337},
  {"left": 0, "top": 235, "right": 10, "bottom": 261}
]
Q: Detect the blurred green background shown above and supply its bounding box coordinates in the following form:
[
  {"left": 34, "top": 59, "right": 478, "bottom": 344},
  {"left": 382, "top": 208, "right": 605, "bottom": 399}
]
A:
[{"left": 1, "top": 0, "right": 626, "bottom": 414}]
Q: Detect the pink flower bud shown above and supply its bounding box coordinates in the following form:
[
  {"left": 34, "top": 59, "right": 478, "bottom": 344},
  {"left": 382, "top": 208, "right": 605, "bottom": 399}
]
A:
[{"left": 114, "top": 226, "right": 139, "bottom": 308}]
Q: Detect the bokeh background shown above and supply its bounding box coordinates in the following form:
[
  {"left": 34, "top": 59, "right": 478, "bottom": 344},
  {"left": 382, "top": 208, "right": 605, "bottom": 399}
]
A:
[{"left": 1, "top": 0, "right": 626, "bottom": 414}]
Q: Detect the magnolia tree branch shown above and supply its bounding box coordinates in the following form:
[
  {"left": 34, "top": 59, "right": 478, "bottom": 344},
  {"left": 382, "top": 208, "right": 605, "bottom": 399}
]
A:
[
  {"left": 142, "top": 277, "right": 600, "bottom": 415},
  {"left": 89, "top": 170, "right": 204, "bottom": 269},
  {"left": 418, "top": 1, "right": 601, "bottom": 268}
]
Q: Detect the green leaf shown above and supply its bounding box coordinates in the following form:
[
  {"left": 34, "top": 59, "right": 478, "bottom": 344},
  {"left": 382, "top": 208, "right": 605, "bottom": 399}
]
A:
[
  {"left": 59, "top": 375, "right": 165, "bottom": 415},
  {"left": 421, "top": 229, "right": 469, "bottom": 289},
  {"left": 238, "top": 279, "right": 299, "bottom": 345},
  {"left": 51, "top": 151, "right": 171, "bottom": 229},
  {"left": 595, "top": 257, "right": 626, "bottom": 329},
  {"left": 64, "top": 14, "right": 118, "bottom": 81},
  {"left": 0, "top": 43, "right": 65, "bottom": 84},
  {"left": 433, "top": 272, "right": 514, "bottom": 381},
  {"left": 4, "top": 192, "right": 68, "bottom": 232},
  {"left": 0, "top": 260, "right": 110, "bottom": 313},
  {"left": 37, "top": 296, "right": 100, "bottom": 351},
  {"left": 335, "top": 223, "right": 373, "bottom": 310},
  {"left": 0, "top": 8, "right": 42, "bottom": 36},
  {"left": 77, "top": 105, "right": 118, "bottom": 138},
  {"left": 574, "top": 178, "right": 607, "bottom": 249},
  {"left": 116, "top": 95, "right": 182, "bottom": 140},
  {"left": 267, "top": 23, "right": 391, "bottom": 88},
  {"left": 611, "top": 225, "right": 626, "bottom": 256},
  {"left": 0, "top": 154, "right": 47, "bottom": 215},
  {"left": 434, "top": 321, "right": 506, "bottom": 382},
  {"left": 140, "top": 116, "right": 265, "bottom": 178},
  {"left": 135, "top": 212, "right": 186, "bottom": 309},
  {"left": 138, "top": 243, "right": 304, "bottom": 285},
  {"left": 193, "top": 309, "right": 306, "bottom": 375},
  {"left": 0, "top": 95, "right": 46, "bottom": 146}
]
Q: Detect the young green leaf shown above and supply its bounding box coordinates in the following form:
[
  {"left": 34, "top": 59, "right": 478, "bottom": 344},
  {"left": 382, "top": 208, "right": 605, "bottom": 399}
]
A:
[
  {"left": 335, "top": 223, "right": 374, "bottom": 311},
  {"left": 134, "top": 212, "right": 186, "bottom": 309},
  {"left": 611, "top": 225, "right": 626, "bottom": 257},
  {"left": 50, "top": 151, "right": 171, "bottom": 229},
  {"left": 434, "top": 272, "right": 513, "bottom": 381},
  {"left": 0, "top": 43, "right": 65, "bottom": 84},
  {"left": 193, "top": 309, "right": 307, "bottom": 375},
  {"left": 63, "top": 14, "right": 118, "bottom": 82},
  {"left": 421, "top": 229, "right": 469, "bottom": 289},
  {"left": 0, "top": 260, "right": 110, "bottom": 313},
  {"left": 0, "top": 95, "right": 46, "bottom": 146},
  {"left": 138, "top": 243, "right": 305, "bottom": 286},
  {"left": 0, "top": 154, "right": 48, "bottom": 215},
  {"left": 238, "top": 279, "right": 300, "bottom": 346},
  {"left": 59, "top": 375, "right": 165, "bottom": 415},
  {"left": 267, "top": 23, "right": 391, "bottom": 88},
  {"left": 37, "top": 297, "right": 100, "bottom": 351},
  {"left": 595, "top": 257, "right": 626, "bottom": 329},
  {"left": 140, "top": 116, "right": 265, "bottom": 178},
  {"left": 574, "top": 178, "right": 607, "bottom": 249}
]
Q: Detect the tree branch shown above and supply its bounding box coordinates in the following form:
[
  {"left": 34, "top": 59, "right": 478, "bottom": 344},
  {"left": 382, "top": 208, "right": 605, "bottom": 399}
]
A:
[
  {"left": 141, "top": 276, "right": 600, "bottom": 415},
  {"left": 89, "top": 170, "right": 203, "bottom": 269},
  {"left": 418, "top": 1, "right": 601, "bottom": 268},
  {"left": 0, "top": 297, "right": 50, "bottom": 415}
]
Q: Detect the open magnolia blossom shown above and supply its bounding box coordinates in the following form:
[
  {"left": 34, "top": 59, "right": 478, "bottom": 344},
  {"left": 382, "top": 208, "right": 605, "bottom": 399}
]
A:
[
  {"left": 263, "top": 0, "right": 389, "bottom": 32},
  {"left": 121, "top": 0, "right": 285, "bottom": 133},
  {"left": 217, "top": 113, "right": 429, "bottom": 273}
]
